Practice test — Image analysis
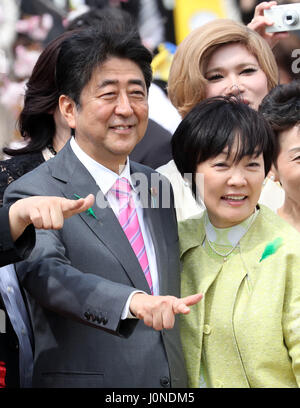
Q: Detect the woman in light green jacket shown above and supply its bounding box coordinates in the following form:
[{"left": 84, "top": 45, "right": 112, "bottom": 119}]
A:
[{"left": 172, "top": 96, "right": 300, "bottom": 388}]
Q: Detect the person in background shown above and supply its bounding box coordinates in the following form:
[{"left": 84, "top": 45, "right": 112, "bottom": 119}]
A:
[
  {"left": 4, "top": 27, "right": 201, "bottom": 388},
  {"left": 272, "top": 34, "right": 300, "bottom": 84},
  {"left": 259, "top": 80, "right": 300, "bottom": 232},
  {"left": 157, "top": 16, "right": 279, "bottom": 221},
  {"left": 0, "top": 193, "right": 94, "bottom": 388},
  {"left": 173, "top": 96, "right": 300, "bottom": 388},
  {"left": 0, "top": 31, "right": 75, "bottom": 207}
]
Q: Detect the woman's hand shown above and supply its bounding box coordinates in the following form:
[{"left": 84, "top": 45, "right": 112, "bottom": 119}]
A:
[{"left": 248, "top": 1, "right": 289, "bottom": 49}]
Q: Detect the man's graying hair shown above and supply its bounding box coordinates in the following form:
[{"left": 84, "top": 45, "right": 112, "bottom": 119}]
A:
[{"left": 55, "top": 28, "right": 153, "bottom": 105}]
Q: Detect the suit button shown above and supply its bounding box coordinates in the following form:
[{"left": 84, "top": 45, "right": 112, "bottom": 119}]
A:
[
  {"left": 84, "top": 312, "right": 91, "bottom": 320},
  {"left": 96, "top": 316, "right": 103, "bottom": 324},
  {"left": 203, "top": 324, "right": 211, "bottom": 335},
  {"left": 102, "top": 317, "right": 108, "bottom": 325},
  {"left": 160, "top": 376, "right": 170, "bottom": 388}
]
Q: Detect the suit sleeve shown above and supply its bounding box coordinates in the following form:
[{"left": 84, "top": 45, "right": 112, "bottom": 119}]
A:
[
  {"left": 3, "top": 181, "right": 138, "bottom": 338},
  {"left": 0, "top": 205, "right": 35, "bottom": 267}
]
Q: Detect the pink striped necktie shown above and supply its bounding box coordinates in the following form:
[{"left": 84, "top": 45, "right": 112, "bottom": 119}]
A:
[{"left": 111, "top": 177, "right": 153, "bottom": 294}]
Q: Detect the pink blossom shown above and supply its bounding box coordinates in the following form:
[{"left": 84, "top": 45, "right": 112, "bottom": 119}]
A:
[{"left": 13, "top": 45, "right": 41, "bottom": 79}]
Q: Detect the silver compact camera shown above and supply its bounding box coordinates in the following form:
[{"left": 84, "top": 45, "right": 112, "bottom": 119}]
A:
[{"left": 264, "top": 3, "right": 300, "bottom": 32}]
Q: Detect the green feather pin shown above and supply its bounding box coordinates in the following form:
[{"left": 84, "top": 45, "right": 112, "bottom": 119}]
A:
[
  {"left": 259, "top": 237, "right": 283, "bottom": 262},
  {"left": 73, "top": 193, "right": 97, "bottom": 219}
]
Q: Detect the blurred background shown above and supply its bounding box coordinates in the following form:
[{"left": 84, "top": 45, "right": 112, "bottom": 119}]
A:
[{"left": 1, "top": 0, "right": 300, "bottom": 158}]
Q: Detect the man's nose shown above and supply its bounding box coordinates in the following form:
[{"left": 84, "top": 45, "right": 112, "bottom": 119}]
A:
[{"left": 115, "top": 94, "right": 134, "bottom": 116}]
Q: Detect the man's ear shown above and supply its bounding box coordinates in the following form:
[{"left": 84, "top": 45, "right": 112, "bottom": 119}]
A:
[{"left": 59, "top": 94, "right": 77, "bottom": 130}]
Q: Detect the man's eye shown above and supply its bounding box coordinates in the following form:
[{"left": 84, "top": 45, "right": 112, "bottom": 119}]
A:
[
  {"left": 102, "top": 92, "right": 115, "bottom": 97},
  {"left": 131, "top": 90, "right": 145, "bottom": 98}
]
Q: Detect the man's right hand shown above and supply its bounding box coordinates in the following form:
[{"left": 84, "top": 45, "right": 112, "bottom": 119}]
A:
[
  {"left": 9, "top": 194, "right": 95, "bottom": 241},
  {"left": 129, "top": 292, "right": 203, "bottom": 331}
]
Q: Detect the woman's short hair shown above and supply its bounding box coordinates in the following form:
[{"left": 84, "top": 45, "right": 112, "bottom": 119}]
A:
[
  {"left": 259, "top": 80, "right": 300, "bottom": 166},
  {"left": 172, "top": 96, "right": 275, "bottom": 198},
  {"left": 168, "top": 19, "right": 278, "bottom": 118}
]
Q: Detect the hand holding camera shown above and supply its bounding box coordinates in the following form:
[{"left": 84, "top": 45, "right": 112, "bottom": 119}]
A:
[
  {"left": 248, "top": 1, "right": 289, "bottom": 49},
  {"left": 264, "top": 2, "right": 300, "bottom": 32}
]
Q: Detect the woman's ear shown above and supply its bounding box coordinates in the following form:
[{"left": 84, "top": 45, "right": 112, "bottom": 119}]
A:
[
  {"left": 59, "top": 94, "right": 77, "bottom": 130},
  {"left": 268, "top": 165, "right": 280, "bottom": 183}
]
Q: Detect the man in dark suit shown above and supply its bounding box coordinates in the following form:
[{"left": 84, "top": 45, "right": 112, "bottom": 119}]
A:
[
  {"left": 4, "top": 28, "right": 201, "bottom": 388},
  {"left": 0, "top": 195, "right": 94, "bottom": 387}
]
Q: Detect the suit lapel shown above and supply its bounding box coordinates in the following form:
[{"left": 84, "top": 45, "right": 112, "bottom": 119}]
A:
[{"left": 49, "top": 143, "right": 151, "bottom": 293}]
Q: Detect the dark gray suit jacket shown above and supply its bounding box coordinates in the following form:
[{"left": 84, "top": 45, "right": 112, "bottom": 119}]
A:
[
  {"left": 4, "top": 141, "right": 187, "bottom": 388},
  {"left": 0, "top": 206, "right": 35, "bottom": 268}
]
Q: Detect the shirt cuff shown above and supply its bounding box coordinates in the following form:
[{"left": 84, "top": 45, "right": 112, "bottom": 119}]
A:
[{"left": 121, "top": 290, "right": 146, "bottom": 320}]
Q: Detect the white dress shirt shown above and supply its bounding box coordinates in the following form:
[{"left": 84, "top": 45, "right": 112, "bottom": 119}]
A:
[{"left": 70, "top": 138, "right": 159, "bottom": 316}]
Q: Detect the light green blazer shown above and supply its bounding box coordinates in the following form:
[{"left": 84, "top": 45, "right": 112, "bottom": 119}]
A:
[{"left": 179, "top": 205, "right": 300, "bottom": 388}]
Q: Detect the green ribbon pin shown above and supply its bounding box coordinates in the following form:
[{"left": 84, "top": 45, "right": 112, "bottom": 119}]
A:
[
  {"left": 73, "top": 194, "right": 97, "bottom": 219},
  {"left": 259, "top": 237, "right": 283, "bottom": 262}
]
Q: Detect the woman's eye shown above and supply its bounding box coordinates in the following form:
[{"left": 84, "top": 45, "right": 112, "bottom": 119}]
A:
[
  {"left": 247, "top": 162, "right": 260, "bottom": 167},
  {"left": 206, "top": 74, "right": 223, "bottom": 81},
  {"left": 214, "top": 162, "right": 227, "bottom": 167},
  {"left": 241, "top": 68, "right": 256, "bottom": 75}
]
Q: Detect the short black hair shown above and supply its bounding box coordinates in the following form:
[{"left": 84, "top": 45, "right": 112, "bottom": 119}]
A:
[
  {"left": 56, "top": 28, "right": 153, "bottom": 105},
  {"left": 66, "top": 7, "right": 137, "bottom": 35},
  {"left": 259, "top": 80, "right": 300, "bottom": 163},
  {"left": 172, "top": 96, "right": 275, "bottom": 198}
]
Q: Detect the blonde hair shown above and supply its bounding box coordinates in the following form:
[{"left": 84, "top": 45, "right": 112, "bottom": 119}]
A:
[{"left": 168, "top": 19, "right": 279, "bottom": 118}]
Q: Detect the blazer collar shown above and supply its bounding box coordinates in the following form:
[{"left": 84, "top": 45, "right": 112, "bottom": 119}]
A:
[
  {"left": 179, "top": 205, "right": 283, "bottom": 278},
  {"left": 178, "top": 216, "right": 205, "bottom": 258}
]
